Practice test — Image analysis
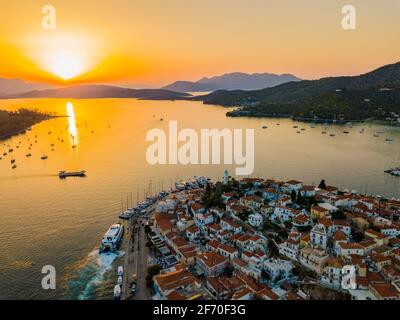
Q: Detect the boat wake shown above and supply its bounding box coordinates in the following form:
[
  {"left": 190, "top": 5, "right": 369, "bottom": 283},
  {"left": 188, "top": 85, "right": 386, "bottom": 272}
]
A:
[{"left": 65, "top": 248, "right": 125, "bottom": 300}]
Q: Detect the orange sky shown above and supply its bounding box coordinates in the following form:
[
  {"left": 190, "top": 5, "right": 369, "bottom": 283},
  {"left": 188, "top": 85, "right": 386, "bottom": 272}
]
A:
[{"left": 0, "top": 0, "right": 399, "bottom": 87}]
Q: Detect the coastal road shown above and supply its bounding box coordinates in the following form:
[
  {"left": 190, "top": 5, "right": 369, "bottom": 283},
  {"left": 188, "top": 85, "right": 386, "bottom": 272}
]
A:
[
  {"left": 121, "top": 218, "right": 135, "bottom": 300},
  {"left": 133, "top": 218, "right": 150, "bottom": 300}
]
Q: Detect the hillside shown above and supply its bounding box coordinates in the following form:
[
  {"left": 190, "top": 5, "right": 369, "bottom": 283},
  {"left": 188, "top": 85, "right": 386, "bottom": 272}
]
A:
[
  {"left": 1, "top": 85, "right": 191, "bottom": 100},
  {"left": 162, "top": 72, "right": 301, "bottom": 92},
  {"left": 196, "top": 62, "right": 400, "bottom": 121},
  {"left": 0, "top": 78, "right": 51, "bottom": 96},
  {"left": 196, "top": 62, "right": 400, "bottom": 106}
]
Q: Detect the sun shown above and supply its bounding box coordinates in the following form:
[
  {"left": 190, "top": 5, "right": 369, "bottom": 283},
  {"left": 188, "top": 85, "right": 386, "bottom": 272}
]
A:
[{"left": 48, "top": 51, "right": 84, "bottom": 80}]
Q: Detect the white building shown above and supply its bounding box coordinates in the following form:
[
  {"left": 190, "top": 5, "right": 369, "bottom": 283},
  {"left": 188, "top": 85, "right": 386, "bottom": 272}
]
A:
[
  {"left": 263, "top": 258, "right": 294, "bottom": 282},
  {"left": 311, "top": 223, "right": 328, "bottom": 249},
  {"left": 248, "top": 213, "right": 263, "bottom": 228}
]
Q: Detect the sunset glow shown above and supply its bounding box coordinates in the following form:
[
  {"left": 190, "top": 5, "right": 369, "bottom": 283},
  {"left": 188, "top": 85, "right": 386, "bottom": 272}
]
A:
[
  {"left": 48, "top": 51, "right": 85, "bottom": 80},
  {"left": 0, "top": 0, "right": 400, "bottom": 86}
]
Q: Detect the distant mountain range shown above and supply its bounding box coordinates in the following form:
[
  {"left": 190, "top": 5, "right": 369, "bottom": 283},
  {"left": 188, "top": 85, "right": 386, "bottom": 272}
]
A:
[
  {"left": 194, "top": 61, "right": 400, "bottom": 121},
  {"left": 1, "top": 85, "right": 191, "bottom": 100},
  {"left": 162, "top": 72, "right": 301, "bottom": 92},
  {"left": 196, "top": 62, "right": 400, "bottom": 105},
  {"left": 0, "top": 78, "right": 51, "bottom": 96}
]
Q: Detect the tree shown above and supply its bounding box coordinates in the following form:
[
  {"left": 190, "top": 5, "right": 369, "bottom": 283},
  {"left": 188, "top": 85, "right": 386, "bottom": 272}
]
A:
[
  {"left": 146, "top": 265, "right": 162, "bottom": 287},
  {"left": 291, "top": 190, "right": 297, "bottom": 202},
  {"left": 318, "top": 179, "right": 327, "bottom": 190}
]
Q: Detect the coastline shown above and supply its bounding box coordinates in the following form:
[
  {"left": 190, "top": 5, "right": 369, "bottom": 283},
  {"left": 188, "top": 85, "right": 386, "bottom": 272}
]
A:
[{"left": 0, "top": 111, "right": 61, "bottom": 141}]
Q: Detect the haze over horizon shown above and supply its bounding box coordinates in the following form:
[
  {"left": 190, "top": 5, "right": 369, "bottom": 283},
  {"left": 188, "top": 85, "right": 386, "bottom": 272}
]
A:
[{"left": 1, "top": 0, "right": 400, "bottom": 87}]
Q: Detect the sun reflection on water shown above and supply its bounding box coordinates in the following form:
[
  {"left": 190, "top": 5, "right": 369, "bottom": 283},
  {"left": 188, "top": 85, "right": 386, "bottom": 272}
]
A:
[{"left": 66, "top": 102, "right": 79, "bottom": 146}]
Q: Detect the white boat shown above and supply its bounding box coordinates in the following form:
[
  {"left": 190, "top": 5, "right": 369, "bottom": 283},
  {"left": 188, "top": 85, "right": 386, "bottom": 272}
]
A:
[
  {"left": 175, "top": 181, "right": 186, "bottom": 190},
  {"left": 99, "top": 223, "right": 124, "bottom": 253},
  {"left": 113, "top": 285, "right": 121, "bottom": 300},
  {"left": 118, "top": 266, "right": 124, "bottom": 277}
]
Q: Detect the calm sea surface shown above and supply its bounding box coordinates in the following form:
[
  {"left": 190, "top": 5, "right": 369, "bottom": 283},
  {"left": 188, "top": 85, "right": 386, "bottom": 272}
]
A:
[{"left": 0, "top": 98, "right": 399, "bottom": 299}]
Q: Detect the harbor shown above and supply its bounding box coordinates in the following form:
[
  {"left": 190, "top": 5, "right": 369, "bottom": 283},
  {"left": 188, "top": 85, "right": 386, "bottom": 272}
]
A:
[{"left": 99, "top": 176, "right": 211, "bottom": 300}]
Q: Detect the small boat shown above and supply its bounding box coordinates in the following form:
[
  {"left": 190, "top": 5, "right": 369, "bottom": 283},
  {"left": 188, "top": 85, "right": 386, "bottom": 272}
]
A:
[
  {"left": 72, "top": 145, "right": 77, "bottom": 149},
  {"left": 41, "top": 155, "right": 48, "bottom": 160},
  {"left": 8, "top": 149, "right": 13, "bottom": 152},
  {"left": 385, "top": 138, "right": 394, "bottom": 142},
  {"left": 276, "top": 123, "right": 280, "bottom": 126},
  {"left": 99, "top": 223, "right": 124, "bottom": 253},
  {"left": 301, "top": 128, "right": 306, "bottom": 131},
  {"left": 262, "top": 126, "right": 268, "bottom": 129},
  {"left": 118, "top": 266, "right": 124, "bottom": 277},
  {"left": 343, "top": 131, "right": 349, "bottom": 134},
  {"left": 11, "top": 159, "right": 16, "bottom": 164},
  {"left": 373, "top": 134, "right": 380, "bottom": 138},
  {"left": 160, "top": 118, "right": 164, "bottom": 121},
  {"left": 12, "top": 164, "right": 17, "bottom": 169},
  {"left": 293, "top": 125, "right": 298, "bottom": 128},
  {"left": 3, "top": 153, "right": 7, "bottom": 156},
  {"left": 296, "top": 131, "right": 301, "bottom": 134},
  {"left": 321, "top": 131, "right": 327, "bottom": 134},
  {"left": 117, "top": 276, "right": 123, "bottom": 286},
  {"left": 113, "top": 285, "right": 121, "bottom": 300},
  {"left": 26, "top": 153, "right": 32, "bottom": 157},
  {"left": 330, "top": 134, "right": 336, "bottom": 137},
  {"left": 59, "top": 170, "right": 86, "bottom": 178},
  {"left": 175, "top": 181, "right": 186, "bottom": 191}
]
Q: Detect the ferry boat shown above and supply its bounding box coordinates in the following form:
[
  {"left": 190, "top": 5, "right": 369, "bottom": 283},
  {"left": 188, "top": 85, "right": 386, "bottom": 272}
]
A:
[
  {"left": 58, "top": 170, "right": 86, "bottom": 178},
  {"left": 99, "top": 223, "right": 124, "bottom": 253}
]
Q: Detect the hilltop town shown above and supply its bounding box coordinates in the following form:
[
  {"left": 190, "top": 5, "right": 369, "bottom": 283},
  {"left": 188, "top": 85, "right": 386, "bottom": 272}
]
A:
[{"left": 143, "top": 174, "right": 400, "bottom": 301}]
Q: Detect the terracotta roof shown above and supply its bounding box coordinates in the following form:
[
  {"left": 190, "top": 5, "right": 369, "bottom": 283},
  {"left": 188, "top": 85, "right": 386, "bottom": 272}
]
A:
[
  {"left": 257, "top": 285, "right": 279, "bottom": 300},
  {"left": 232, "top": 287, "right": 252, "bottom": 300},
  {"left": 186, "top": 225, "right": 199, "bottom": 234},
  {"left": 370, "top": 283, "right": 400, "bottom": 298},
  {"left": 166, "top": 290, "right": 185, "bottom": 300},
  {"left": 154, "top": 270, "right": 198, "bottom": 292},
  {"left": 312, "top": 205, "right": 329, "bottom": 213},
  {"left": 197, "top": 252, "right": 227, "bottom": 268}
]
